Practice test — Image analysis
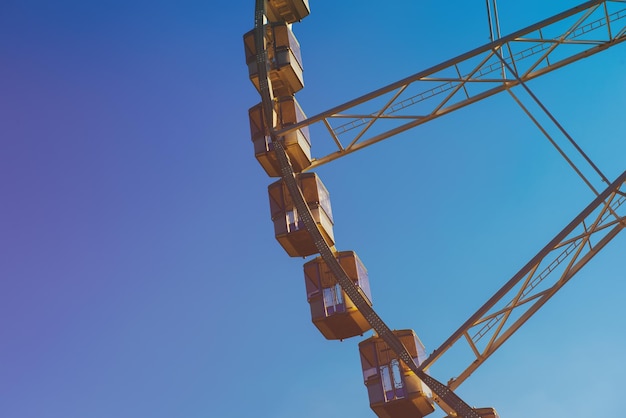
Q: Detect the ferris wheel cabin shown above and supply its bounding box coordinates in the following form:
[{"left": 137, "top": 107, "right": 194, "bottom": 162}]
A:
[
  {"left": 359, "top": 330, "right": 435, "bottom": 418},
  {"left": 268, "top": 173, "right": 335, "bottom": 257},
  {"left": 244, "top": 22, "right": 304, "bottom": 97},
  {"left": 248, "top": 95, "right": 312, "bottom": 177},
  {"left": 304, "top": 251, "right": 373, "bottom": 340},
  {"left": 265, "top": 0, "right": 310, "bottom": 23}
]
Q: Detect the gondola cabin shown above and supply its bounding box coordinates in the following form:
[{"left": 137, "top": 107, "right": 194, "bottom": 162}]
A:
[
  {"left": 359, "top": 330, "right": 435, "bottom": 418},
  {"left": 268, "top": 173, "right": 334, "bottom": 257},
  {"left": 243, "top": 22, "right": 304, "bottom": 97},
  {"left": 265, "top": 0, "right": 310, "bottom": 23},
  {"left": 303, "top": 251, "right": 373, "bottom": 340},
  {"left": 248, "top": 96, "right": 312, "bottom": 177}
]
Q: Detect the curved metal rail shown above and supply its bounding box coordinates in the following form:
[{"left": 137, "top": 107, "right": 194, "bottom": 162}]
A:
[
  {"left": 251, "top": 1, "right": 625, "bottom": 416},
  {"left": 253, "top": 1, "right": 481, "bottom": 416}
]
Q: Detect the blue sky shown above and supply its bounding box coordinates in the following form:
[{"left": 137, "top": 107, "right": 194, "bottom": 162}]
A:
[{"left": 1, "top": 1, "right": 625, "bottom": 418}]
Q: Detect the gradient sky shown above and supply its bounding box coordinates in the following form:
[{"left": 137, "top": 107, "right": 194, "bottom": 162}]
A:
[{"left": 1, "top": 1, "right": 625, "bottom": 418}]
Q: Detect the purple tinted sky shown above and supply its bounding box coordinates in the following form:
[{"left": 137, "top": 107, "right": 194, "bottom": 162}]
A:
[{"left": 1, "top": 1, "right": 625, "bottom": 418}]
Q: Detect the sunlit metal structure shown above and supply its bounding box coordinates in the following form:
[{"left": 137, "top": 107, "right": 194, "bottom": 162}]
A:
[
  {"left": 274, "top": 1, "right": 626, "bottom": 170},
  {"left": 244, "top": 0, "right": 626, "bottom": 417},
  {"left": 422, "top": 170, "right": 626, "bottom": 390}
]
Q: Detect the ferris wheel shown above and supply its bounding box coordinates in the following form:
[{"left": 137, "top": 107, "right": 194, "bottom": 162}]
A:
[{"left": 243, "top": 1, "right": 626, "bottom": 417}]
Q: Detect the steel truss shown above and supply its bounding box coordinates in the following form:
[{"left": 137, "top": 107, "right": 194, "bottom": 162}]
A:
[
  {"left": 274, "top": 0, "right": 626, "bottom": 169},
  {"left": 420, "top": 170, "right": 626, "bottom": 389},
  {"left": 252, "top": 1, "right": 626, "bottom": 417},
  {"left": 254, "top": 1, "right": 483, "bottom": 416}
]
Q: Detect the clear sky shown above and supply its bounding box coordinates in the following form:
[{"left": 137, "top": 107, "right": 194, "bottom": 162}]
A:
[{"left": 1, "top": 1, "right": 625, "bottom": 418}]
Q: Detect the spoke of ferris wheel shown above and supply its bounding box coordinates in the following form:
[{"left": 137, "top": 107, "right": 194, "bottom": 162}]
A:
[
  {"left": 418, "top": 170, "right": 626, "bottom": 390},
  {"left": 274, "top": 0, "right": 626, "bottom": 169},
  {"left": 486, "top": 0, "right": 502, "bottom": 42},
  {"left": 483, "top": 0, "right": 606, "bottom": 194},
  {"left": 492, "top": 48, "right": 610, "bottom": 195},
  {"left": 507, "top": 88, "right": 602, "bottom": 195}
]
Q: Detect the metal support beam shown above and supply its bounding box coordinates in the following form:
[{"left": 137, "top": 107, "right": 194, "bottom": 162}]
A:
[
  {"left": 274, "top": 0, "right": 625, "bottom": 169},
  {"left": 251, "top": 1, "right": 626, "bottom": 415},
  {"left": 254, "top": 1, "right": 482, "bottom": 416},
  {"left": 419, "top": 170, "right": 626, "bottom": 389}
]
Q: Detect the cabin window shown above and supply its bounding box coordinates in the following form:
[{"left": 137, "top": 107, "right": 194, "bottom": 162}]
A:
[
  {"left": 380, "top": 359, "right": 406, "bottom": 401},
  {"left": 293, "top": 102, "right": 311, "bottom": 145},
  {"left": 286, "top": 209, "right": 300, "bottom": 232},
  {"left": 323, "top": 283, "right": 345, "bottom": 316},
  {"left": 318, "top": 186, "right": 333, "bottom": 222},
  {"left": 356, "top": 260, "right": 372, "bottom": 302}
]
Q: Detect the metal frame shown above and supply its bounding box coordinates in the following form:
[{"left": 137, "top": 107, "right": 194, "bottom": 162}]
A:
[
  {"left": 254, "top": 1, "right": 482, "bottom": 416},
  {"left": 420, "top": 170, "right": 626, "bottom": 389},
  {"left": 251, "top": 1, "right": 626, "bottom": 416},
  {"left": 273, "top": 0, "right": 626, "bottom": 169}
]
